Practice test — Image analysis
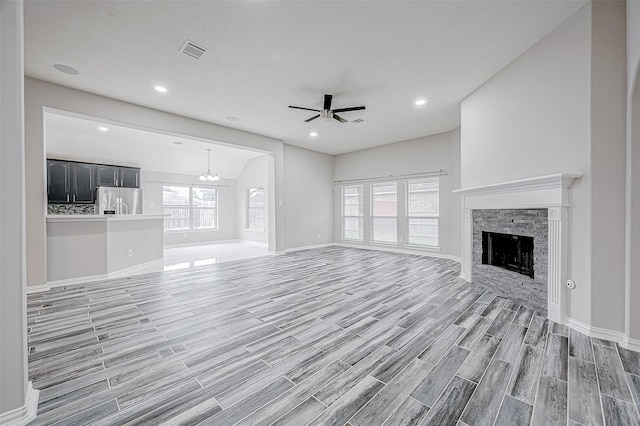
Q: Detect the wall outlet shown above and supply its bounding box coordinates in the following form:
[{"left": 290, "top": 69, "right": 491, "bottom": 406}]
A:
[
  {"left": 399, "top": 236, "right": 404, "bottom": 242},
  {"left": 128, "top": 249, "right": 133, "bottom": 257},
  {"left": 317, "top": 233, "right": 321, "bottom": 239}
]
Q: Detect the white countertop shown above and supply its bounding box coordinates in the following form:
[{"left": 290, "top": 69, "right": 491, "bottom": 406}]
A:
[{"left": 46, "top": 214, "right": 167, "bottom": 223}]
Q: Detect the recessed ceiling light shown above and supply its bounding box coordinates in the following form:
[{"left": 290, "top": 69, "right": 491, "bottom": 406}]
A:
[
  {"left": 154, "top": 86, "right": 168, "bottom": 93},
  {"left": 309, "top": 132, "right": 318, "bottom": 137},
  {"left": 226, "top": 116, "right": 239, "bottom": 122},
  {"left": 53, "top": 64, "right": 79, "bottom": 75},
  {"left": 98, "top": 126, "right": 109, "bottom": 132},
  {"left": 415, "top": 99, "right": 427, "bottom": 106},
  {"left": 173, "top": 141, "right": 183, "bottom": 145}
]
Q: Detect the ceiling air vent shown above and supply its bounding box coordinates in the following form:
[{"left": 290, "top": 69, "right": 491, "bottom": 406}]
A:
[
  {"left": 180, "top": 40, "right": 207, "bottom": 60},
  {"left": 351, "top": 118, "right": 364, "bottom": 123}
]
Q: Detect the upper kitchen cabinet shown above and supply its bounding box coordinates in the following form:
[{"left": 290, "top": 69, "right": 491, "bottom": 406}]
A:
[
  {"left": 47, "top": 159, "right": 70, "bottom": 203},
  {"left": 70, "top": 162, "right": 96, "bottom": 203},
  {"left": 119, "top": 167, "right": 140, "bottom": 188},
  {"left": 96, "top": 164, "right": 119, "bottom": 187},
  {"left": 96, "top": 165, "right": 140, "bottom": 188},
  {"left": 47, "top": 160, "right": 96, "bottom": 204},
  {"left": 48, "top": 159, "right": 140, "bottom": 204}
]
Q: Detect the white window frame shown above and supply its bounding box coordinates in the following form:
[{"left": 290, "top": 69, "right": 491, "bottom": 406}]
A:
[
  {"left": 341, "top": 184, "right": 364, "bottom": 241},
  {"left": 246, "top": 187, "right": 265, "bottom": 231},
  {"left": 405, "top": 178, "right": 439, "bottom": 248},
  {"left": 162, "top": 184, "right": 218, "bottom": 232}
]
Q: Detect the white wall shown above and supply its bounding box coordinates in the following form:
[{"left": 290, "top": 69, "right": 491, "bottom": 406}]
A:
[
  {"left": 461, "top": 5, "right": 591, "bottom": 324},
  {"left": 25, "top": 78, "right": 286, "bottom": 286},
  {"left": 283, "top": 145, "right": 334, "bottom": 249},
  {"left": 627, "top": 0, "right": 640, "bottom": 342},
  {"left": 236, "top": 156, "right": 268, "bottom": 244},
  {"left": 47, "top": 221, "right": 107, "bottom": 281},
  {"left": 589, "top": 0, "right": 627, "bottom": 334},
  {"left": 0, "top": 0, "right": 31, "bottom": 420},
  {"left": 461, "top": 3, "right": 629, "bottom": 335},
  {"left": 334, "top": 129, "right": 461, "bottom": 259},
  {"left": 141, "top": 170, "right": 238, "bottom": 245}
]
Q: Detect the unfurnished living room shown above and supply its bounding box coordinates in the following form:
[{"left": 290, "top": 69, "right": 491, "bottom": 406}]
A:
[{"left": 2, "top": 1, "right": 640, "bottom": 425}]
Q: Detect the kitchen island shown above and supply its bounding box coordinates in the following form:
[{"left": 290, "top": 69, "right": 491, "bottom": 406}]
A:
[{"left": 46, "top": 214, "right": 165, "bottom": 284}]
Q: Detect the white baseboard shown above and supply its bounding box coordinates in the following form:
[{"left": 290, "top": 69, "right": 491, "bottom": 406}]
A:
[
  {"left": 565, "top": 316, "right": 627, "bottom": 344},
  {"left": 0, "top": 381, "right": 39, "bottom": 425},
  {"left": 164, "top": 239, "right": 269, "bottom": 249},
  {"left": 284, "top": 243, "right": 333, "bottom": 253},
  {"left": 163, "top": 239, "right": 241, "bottom": 249},
  {"left": 107, "top": 259, "right": 164, "bottom": 279},
  {"left": 621, "top": 336, "right": 640, "bottom": 352},
  {"left": 36, "top": 259, "right": 165, "bottom": 291},
  {"left": 334, "top": 242, "right": 462, "bottom": 263}
]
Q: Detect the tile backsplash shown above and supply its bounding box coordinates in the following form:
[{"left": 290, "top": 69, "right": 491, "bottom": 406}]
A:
[{"left": 48, "top": 204, "right": 95, "bottom": 215}]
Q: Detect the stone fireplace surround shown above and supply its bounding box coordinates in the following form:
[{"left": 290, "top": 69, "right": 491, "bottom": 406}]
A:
[
  {"left": 455, "top": 174, "right": 581, "bottom": 324},
  {"left": 473, "top": 208, "right": 548, "bottom": 314}
]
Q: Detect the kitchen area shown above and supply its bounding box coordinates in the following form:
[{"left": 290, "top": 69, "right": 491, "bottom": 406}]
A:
[
  {"left": 42, "top": 110, "right": 270, "bottom": 286},
  {"left": 46, "top": 157, "right": 166, "bottom": 283}
]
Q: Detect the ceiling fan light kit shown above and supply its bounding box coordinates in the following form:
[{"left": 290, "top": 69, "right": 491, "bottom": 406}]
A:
[{"left": 289, "top": 94, "right": 365, "bottom": 124}]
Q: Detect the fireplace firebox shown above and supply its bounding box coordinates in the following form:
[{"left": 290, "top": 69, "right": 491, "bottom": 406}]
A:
[{"left": 482, "top": 231, "right": 534, "bottom": 278}]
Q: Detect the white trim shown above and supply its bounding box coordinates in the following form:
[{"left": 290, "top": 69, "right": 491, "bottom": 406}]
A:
[
  {"left": 39, "top": 259, "right": 165, "bottom": 290},
  {"left": 107, "top": 259, "right": 164, "bottom": 279},
  {"left": 284, "top": 243, "right": 334, "bottom": 253},
  {"left": 163, "top": 239, "right": 242, "bottom": 249},
  {"left": 0, "top": 381, "right": 39, "bottom": 425},
  {"left": 457, "top": 173, "right": 581, "bottom": 324},
  {"left": 454, "top": 173, "right": 582, "bottom": 197},
  {"left": 335, "top": 242, "right": 461, "bottom": 262},
  {"left": 621, "top": 336, "right": 640, "bottom": 352},
  {"left": 566, "top": 316, "right": 626, "bottom": 344}
]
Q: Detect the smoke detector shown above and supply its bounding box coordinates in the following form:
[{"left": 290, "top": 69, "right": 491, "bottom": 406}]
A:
[{"left": 180, "top": 40, "right": 208, "bottom": 60}]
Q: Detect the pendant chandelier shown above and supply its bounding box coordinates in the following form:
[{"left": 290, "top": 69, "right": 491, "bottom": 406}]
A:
[{"left": 199, "top": 148, "right": 220, "bottom": 181}]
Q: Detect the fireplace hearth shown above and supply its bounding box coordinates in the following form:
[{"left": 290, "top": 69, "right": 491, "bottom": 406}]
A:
[{"left": 482, "top": 231, "right": 534, "bottom": 278}]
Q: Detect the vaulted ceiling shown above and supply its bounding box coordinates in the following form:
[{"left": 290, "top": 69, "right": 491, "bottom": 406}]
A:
[{"left": 25, "top": 0, "right": 586, "bottom": 155}]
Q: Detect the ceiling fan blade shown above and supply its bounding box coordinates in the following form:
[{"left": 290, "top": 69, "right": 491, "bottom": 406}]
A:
[
  {"left": 305, "top": 114, "right": 320, "bottom": 122},
  {"left": 332, "top": 106, "right": 366, "bottom": 113},
  {"left": 289, "top": 106, "right": 320, "bottom": 112},
  {"left": 333, "top": 114, "right": 348, "bottom": 123},
  {"left": 324, "top": 94, "right": 333, "bottom": 111}
]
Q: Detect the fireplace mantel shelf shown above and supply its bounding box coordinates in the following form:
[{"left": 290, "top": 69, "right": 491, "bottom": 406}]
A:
[{"left": 454, "top": 173, "right": 582, "bottom": 197}]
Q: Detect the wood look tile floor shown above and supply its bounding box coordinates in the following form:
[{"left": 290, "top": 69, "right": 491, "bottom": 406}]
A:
[{"left": 27, "top": 247, "right": 640, "bottom": 425}]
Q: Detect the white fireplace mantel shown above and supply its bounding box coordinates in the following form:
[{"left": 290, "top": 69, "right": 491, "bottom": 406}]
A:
[{"left": 454, "top": 173, "right": 582, "bottom": 323}]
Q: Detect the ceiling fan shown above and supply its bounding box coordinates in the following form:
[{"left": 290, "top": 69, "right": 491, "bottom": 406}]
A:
[{"left": 289, "top": 94, "right": 365, "bottom": 123}]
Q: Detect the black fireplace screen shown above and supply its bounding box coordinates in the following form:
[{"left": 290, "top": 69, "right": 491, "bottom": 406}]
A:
[{"left": 482, "top": 231, "right": 534, "bottom": 278}]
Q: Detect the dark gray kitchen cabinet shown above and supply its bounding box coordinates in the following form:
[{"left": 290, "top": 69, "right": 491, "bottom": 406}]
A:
[
  {"left": 96, "top": 164, "right": 119, "bottom": 187},
  {"left": 47, "top": 160, "right": 70, "bottom": 203},
  {"left": 119, "top": 167, "right": 140, "bottom": 188},
  {"left": 48, "top": 159, "right": 139, "bottom": 204},
  {"left": 70, "top": 162, "right": 96, "bottom": 203},
  {"left": 96, "top": 165, "right": 139, "bottom": 188},
  {"left": 47, "top": 160, "right": 96, "bottom": 204}
]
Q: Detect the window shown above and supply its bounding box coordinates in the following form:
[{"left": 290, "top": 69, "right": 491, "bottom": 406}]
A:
[
  {"left": 406, "top": 178, "right": 439, "bottom": 246},
  {"left": 246, "top": 187, "right": 265, "bottom": 231},
  {"left": 371, "top": 182, "right": 397, "bottom": 243},
  {"left": 162, "top": 185, "right": 217, "bottom": 231},
  {"left": 342, "top": 185, "right": 363, "bottom": 241}
]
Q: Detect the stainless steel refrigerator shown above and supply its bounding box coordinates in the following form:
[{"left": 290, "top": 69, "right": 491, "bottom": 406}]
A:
[{"left": 96, "top": 187, "right": 142, "bottom": 215}]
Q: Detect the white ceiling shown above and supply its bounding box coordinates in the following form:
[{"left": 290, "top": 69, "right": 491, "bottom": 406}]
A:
[
  {"left": 45, "top": 112, "right": 264, "bottom": 179},
  {"left": 25, "top": 1, "right": 586, "bottom": 155}
]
